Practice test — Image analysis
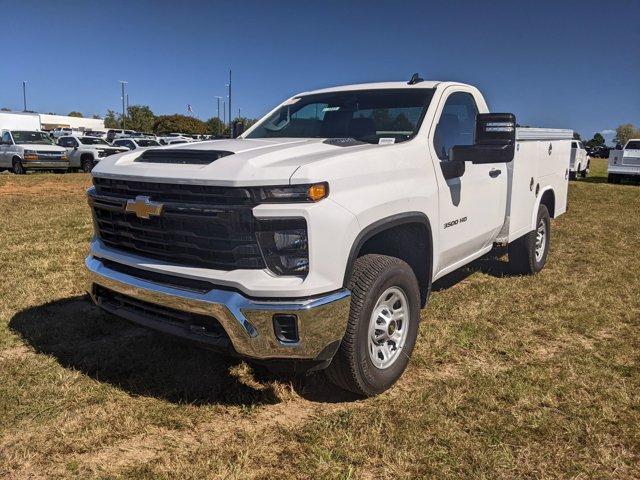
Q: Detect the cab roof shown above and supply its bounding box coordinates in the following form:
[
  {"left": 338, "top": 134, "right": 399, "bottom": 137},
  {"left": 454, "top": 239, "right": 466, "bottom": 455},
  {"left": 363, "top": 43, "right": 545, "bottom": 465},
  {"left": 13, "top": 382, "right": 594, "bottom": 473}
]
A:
[{"left": 298, "top": 81, "right": 469, "bottom": 96}]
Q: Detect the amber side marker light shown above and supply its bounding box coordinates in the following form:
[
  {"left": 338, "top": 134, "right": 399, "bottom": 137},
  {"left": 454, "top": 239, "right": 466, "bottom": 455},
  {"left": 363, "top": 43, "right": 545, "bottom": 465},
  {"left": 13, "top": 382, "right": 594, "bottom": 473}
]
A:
[{"left": 308, "top": 183, "right": 328, "bottom": 202}]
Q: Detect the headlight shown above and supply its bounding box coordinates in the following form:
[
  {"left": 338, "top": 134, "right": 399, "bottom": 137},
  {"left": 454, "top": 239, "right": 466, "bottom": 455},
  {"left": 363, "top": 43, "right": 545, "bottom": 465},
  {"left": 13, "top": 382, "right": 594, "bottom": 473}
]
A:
[
  {"left": 61, "top": 152, "right": 68, "bottom": 160},
  {"left": 251, "top": 182, "right": 328, "bottom": 203},
  {"left": 256, "top": 218, "right": 309, "bottom": 276},
  {"left": 23, "top": 149, "right": 38, "bottom": 161}
]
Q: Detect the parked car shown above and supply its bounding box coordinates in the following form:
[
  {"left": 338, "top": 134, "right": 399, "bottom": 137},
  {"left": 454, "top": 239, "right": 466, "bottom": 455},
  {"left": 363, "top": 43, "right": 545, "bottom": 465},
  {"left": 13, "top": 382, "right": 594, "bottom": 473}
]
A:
[
  {"left": 0, "top": 129, "right": 68, "bottom": 173},
  {"left": 85, "top": 78, "right": 570, "bottom": 396},
  {"left": 57, "top": 135, "right": 129, "bottom": 172},
  {"left": 106, "top": 129, "right": 137, "bottom": 142},
  {"left": 587, "top": 145, "right": 611, "bottom": 159},
  {"left": 569, "top": 140, "right": 589, "bottom": 179},
  {"left": 112, "top": 138, "right": 161, "bottom": 150},
  {"left": 50, "top": 127, "right": 85, "bottom": 139},
  {"left": 608, "top": 139, "right": 640, "bottom": 183},
  {"left": 157, "top": 133, "right": 195, "bottom": 144}
]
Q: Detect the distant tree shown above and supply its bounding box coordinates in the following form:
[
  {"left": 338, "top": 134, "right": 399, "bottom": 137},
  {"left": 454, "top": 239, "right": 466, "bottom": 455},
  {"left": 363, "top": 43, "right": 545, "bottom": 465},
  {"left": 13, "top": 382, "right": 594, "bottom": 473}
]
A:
[
  {"left": 68, "top": 111, "right": 84, "bottom": 118},
  {"left": 1, "top": 107, "right": 11, "bottom": 111},
  {"left": 104, "top": 110, "right": 119, "bottom": 128},
  {"left": 572, "top": 132, "right": 581, "bottom": 140},
  {"left": 614, "top": 124, "right": 640, "bottom": 147},
  {"left": 205, "top": 117, "right": 225, "bottom": 136},
  {"left": 127, "top": 105, "right": 155, "bottom": 133},
  {"left": 585, "top": 133, "right": 605, "bottom": 148},
  {"left": 153, "top": 114, "right": 208, "bottom": 135},
  {"left": 92, "top": 114, "right": 102, "bottom": 120}
]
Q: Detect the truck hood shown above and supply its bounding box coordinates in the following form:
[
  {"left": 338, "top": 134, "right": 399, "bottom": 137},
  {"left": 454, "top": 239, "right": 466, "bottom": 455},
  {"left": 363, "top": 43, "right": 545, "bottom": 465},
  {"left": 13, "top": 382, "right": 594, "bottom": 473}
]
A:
[
  {"left": 92, "top": 137, "right": 381, "bottom": 186},
  {"left": 19, "top": 144, "right": 66, "bottom": 152}
]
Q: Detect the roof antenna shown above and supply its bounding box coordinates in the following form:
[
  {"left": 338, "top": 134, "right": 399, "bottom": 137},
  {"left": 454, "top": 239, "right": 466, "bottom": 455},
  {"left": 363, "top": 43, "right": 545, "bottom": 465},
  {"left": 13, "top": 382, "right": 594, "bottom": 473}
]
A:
[{"left": 408, "top": 73, "right": 424, "bottom": 85}]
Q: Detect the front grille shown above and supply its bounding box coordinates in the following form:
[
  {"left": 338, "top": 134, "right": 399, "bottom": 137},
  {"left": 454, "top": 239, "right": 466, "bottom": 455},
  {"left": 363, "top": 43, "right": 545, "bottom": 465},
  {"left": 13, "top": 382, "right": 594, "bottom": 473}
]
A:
[
  {"left": 89, "top": 178, "right": 266, "bottom": 270},
  {"left": 36, "top": 151, "right": 64, "bottom": 159},
  {"left": 94, "top": 285, "right": 228, "bottom": 339},
  {"left": 93, "top": 177, "right": 254, "bottom": 205}
]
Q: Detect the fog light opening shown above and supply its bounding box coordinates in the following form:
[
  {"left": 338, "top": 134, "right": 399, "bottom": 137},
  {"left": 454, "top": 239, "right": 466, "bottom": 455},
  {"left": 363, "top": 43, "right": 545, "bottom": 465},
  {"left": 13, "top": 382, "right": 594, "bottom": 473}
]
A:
[{"left": 273, "top": 314, "right": 299, "bottom": 343}]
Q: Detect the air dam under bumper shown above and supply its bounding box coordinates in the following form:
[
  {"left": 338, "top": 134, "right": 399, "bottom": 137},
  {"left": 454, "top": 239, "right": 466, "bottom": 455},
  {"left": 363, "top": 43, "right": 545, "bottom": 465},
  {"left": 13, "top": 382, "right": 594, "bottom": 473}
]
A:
[{"left": 85, "top": 256, "right": 351, "bottom": 361}]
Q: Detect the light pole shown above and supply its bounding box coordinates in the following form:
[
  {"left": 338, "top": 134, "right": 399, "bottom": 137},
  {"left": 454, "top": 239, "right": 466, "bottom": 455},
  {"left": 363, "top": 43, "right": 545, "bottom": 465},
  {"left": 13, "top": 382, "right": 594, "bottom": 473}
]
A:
[
  {"left": 22, "top": 81, "right": 27, "bottom": 111},
  {"left": 119, "top": 80, "right": 128, "bottom": 129},
  {"left": 223, "top": 100, "right": 226, "bottom": 127}
]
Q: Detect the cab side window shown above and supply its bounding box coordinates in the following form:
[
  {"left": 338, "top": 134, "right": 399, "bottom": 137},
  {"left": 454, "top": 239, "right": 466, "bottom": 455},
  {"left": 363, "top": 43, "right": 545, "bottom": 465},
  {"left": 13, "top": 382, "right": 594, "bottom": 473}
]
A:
[
  {"left": 2, "top": 132, "right": 12, "bottom": 144},
  {"left": 433, "top": 92, "right": 478, "bottom": 161}
]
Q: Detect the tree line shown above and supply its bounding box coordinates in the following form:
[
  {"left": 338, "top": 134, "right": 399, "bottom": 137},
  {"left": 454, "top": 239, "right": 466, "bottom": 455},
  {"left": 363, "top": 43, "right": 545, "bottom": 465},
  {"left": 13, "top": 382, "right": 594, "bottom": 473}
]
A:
[{"left": 100, "top": 106, "right": 257, "bottom": 136}]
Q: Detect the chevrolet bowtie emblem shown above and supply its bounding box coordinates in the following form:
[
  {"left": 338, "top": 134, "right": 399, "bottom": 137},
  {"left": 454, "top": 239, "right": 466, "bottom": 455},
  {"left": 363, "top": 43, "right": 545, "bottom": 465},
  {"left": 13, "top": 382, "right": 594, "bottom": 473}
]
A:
[{"left": 125, "top": 195, "right": 164, "bottom": 219}]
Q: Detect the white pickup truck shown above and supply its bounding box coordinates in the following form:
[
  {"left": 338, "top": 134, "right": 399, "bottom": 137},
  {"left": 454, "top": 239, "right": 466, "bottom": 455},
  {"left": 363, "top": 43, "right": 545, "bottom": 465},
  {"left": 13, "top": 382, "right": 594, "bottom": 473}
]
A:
[
  {"left": 569, "top": 140, "right": 589, "bottom": 179},
  {"left": 85, "top": 79, "right": 570, "bottom": 396},
  {"left": 0, "top": 129, "right": 69, "bottom": 173},
  {"left": 608, "top": 139, "right": 640, "bottom": 183},
  {"left": 58, "top": 135, "right": 129, "bottom": 172}
]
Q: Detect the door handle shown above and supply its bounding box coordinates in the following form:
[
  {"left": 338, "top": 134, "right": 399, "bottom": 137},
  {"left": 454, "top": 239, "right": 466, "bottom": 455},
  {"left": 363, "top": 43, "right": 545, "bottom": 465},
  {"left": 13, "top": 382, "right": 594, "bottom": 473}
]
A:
[{"left": 489, "top": 169, "right": 502, "bottom": 178}]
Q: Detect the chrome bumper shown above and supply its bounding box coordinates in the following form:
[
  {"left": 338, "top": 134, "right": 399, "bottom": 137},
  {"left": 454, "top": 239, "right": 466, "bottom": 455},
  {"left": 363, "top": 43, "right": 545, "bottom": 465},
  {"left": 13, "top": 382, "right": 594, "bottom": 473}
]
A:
[
  {"left": 85, "top": 256, "right": 351, "bottom": 360},
  {"left": 23, "top": 160, "right": 69, "bottom": 169}
]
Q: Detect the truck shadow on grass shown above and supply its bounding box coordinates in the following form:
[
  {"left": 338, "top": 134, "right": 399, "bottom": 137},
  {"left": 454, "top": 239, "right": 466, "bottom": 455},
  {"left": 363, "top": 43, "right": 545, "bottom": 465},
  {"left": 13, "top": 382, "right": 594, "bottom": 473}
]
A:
[{"left": 9, "top": 295, "right": 357, "bottom": 405}]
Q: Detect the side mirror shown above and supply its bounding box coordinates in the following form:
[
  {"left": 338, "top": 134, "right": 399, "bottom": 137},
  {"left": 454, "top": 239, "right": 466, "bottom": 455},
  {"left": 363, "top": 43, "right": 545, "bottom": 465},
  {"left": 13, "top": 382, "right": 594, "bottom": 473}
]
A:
[
  {"left": 450, "top": 113, "right": 516, "bottom": 164},
  {"left": 440, "top": 160, "right": 466, "bottom": 180}
]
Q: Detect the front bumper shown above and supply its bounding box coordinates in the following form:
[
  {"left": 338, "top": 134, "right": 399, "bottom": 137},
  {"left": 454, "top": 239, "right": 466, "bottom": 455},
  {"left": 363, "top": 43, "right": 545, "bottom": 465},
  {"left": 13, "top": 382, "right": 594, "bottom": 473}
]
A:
[
  {"left": 85, "top": 255, "right": 351, "bottom": 361},
  {"left": 23, "top": 160, "right": 69, "bottom": 169}
]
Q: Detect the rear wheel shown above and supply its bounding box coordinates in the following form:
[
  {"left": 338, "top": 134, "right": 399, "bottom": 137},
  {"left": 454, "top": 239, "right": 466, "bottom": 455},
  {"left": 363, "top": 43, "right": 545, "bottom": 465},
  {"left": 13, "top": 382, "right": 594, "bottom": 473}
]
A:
[
  {"left": 569, "top": 170, "right": 577, "bottom": 180},
  {"left": 12, "top": 159, "right": 26, "bottom": 175},
  {"left": 608, "top": 173, "right": 620, "bottom": 184},
  {"left": 325, "top": 254, "right": 420, "bottom": 397},
  {"left": 508, "top": 204, "right": 550, "bottom": 275}
]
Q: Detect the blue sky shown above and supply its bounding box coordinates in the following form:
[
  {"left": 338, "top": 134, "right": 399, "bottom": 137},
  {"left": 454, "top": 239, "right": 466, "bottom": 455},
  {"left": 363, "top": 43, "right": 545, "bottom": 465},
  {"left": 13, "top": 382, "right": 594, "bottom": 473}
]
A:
[{"left": 1, "top": 0, "right": 638, "bottom": 142}]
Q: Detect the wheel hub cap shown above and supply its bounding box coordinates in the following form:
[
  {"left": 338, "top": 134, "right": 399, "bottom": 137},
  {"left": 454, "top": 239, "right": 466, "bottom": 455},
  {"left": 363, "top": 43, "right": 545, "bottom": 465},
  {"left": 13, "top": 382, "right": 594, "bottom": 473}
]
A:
[
  {"left": 368, "top": 287, "right": 409, "bottom": 370},
  {"left": 535, "top": 219, "right": 546, "bottom": 262}
]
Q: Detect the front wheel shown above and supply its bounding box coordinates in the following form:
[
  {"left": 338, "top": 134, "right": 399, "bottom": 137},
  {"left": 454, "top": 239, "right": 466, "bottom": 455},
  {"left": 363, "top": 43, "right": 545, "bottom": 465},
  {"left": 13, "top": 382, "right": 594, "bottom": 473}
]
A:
[
  {"left": 325, "top": 254, "right": 421, "bottom": 397},
  {"left": 508, "top": 204, "right": 551, "bottom": 275},
  {"left": 12, "top": 159, "right": 26, "bottom": 175},
  {"left": 81, "top": 158, "right": 94, "bottom": 173}
]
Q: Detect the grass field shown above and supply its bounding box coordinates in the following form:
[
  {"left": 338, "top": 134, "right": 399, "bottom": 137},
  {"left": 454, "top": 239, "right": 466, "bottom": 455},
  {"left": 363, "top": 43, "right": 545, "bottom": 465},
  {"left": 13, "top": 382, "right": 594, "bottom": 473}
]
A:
[{"left": 0, "top": 158, "right": 639, "bottom": 479}]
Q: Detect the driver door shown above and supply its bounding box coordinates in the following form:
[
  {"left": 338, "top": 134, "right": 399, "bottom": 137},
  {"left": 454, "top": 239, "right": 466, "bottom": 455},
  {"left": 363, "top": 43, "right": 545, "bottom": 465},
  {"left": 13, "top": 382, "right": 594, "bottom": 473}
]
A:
[
  {"left": 0, "top": 131, "right": 13, "bottom": 167},
  {"left": 429, "top": 88, "right": 507, "bottom": 274}
]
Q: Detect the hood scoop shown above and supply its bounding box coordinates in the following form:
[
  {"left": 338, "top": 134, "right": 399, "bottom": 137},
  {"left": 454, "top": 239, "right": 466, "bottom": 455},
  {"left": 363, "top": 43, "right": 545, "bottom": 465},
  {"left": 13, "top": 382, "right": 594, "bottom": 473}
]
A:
[{"left": 135, "top": 149, "right": 234, "bottom": 165}]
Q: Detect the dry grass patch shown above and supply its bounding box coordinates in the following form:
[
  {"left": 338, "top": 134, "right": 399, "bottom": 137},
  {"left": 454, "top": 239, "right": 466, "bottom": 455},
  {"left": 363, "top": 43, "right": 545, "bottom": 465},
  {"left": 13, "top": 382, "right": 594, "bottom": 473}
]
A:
[{"left": 0, "top": 162, "right": 639, "bottom": 479}]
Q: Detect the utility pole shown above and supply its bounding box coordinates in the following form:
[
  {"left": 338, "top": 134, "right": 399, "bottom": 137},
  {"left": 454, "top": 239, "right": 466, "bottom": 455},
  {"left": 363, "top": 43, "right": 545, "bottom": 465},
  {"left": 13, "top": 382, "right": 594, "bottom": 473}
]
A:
[
  {"left": 228, "top": 70, "right": 232, "bottom": 128},
  {"left": 223, "top": 100, "right": 226, "bottom": 127},
  {"left": 238, "top": 108, "right": 241, "bottom": 119},
  {"left": 119, "top": 81, "right": 128, "bottom": 129},
  {"left": 22, "top": 81, "right": 27, "bottom": 111},
  {"left": 215, "top": 96, "right": 221, "bottom": 121},
  {"left": 126, "top": 94, "right": 129, "bottom": 112}
]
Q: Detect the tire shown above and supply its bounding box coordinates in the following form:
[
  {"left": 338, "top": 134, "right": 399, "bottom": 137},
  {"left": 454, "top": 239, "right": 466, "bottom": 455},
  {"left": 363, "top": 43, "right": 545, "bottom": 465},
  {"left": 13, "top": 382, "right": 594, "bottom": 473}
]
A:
[
  {"left": 508, "top": 204, "right": 550, "bottom": 275},
  {"left": 12, "top": 159, "right": 26, "bottom": 175},
  {"left": 581, "top": 161, "right": 589, "bottom": 178},
  {"left": 325, "top": 254, "right": 421, "bottom": 397},
  {"left": 81, "top": 158, "right": 94, "bottom": 173},
  {"left": 608, "top": 173, "right": 619, "bottom": 184},
  {"left": 569, "top": 170, "right": 576, "bottom": 180}
]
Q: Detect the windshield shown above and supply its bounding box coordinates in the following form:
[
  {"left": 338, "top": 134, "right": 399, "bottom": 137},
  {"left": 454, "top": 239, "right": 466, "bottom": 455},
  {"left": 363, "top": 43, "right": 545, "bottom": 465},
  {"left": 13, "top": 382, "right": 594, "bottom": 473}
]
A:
[
  {"left": 246, "top": 88, "right": 435, "bottom": 144},
  {"left": 625, "top": 141, "right": 640, "bottom": 149},
  {"left": 11, "top": 131, "right": 54, "bottom": 145},
  {"left": 137, "top": 140, "right": 160, "bottom": 147},
  {"left": 79, "top": 137, "right": 109, "bottom": 145}
]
